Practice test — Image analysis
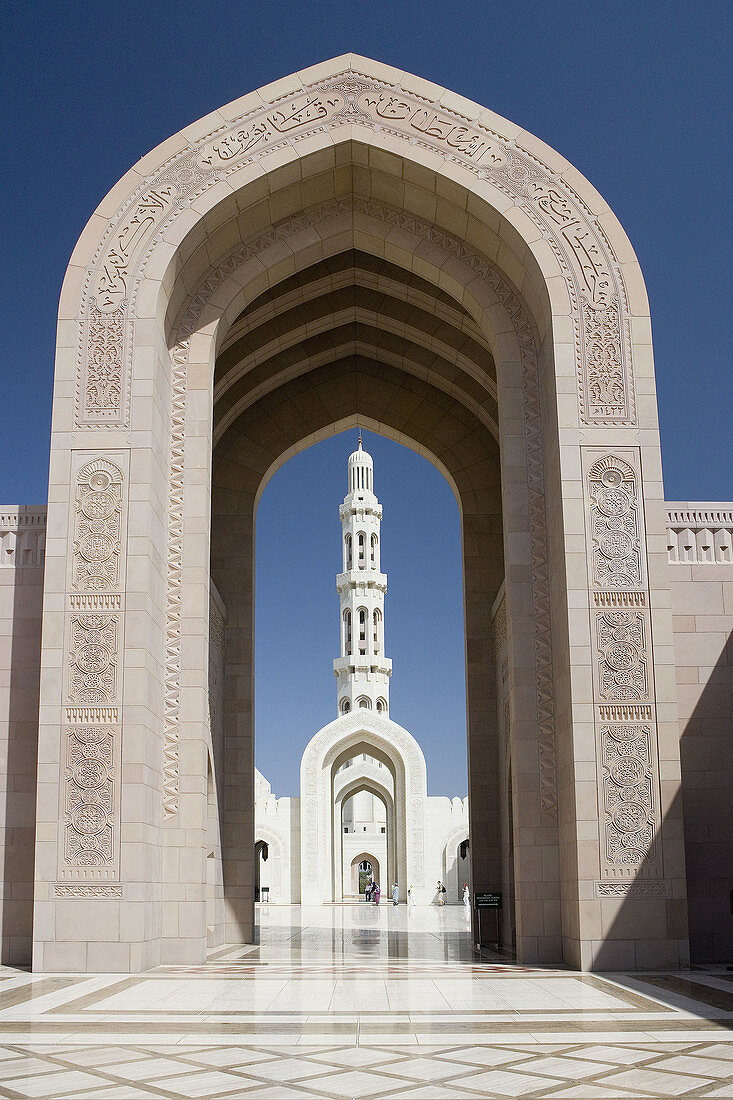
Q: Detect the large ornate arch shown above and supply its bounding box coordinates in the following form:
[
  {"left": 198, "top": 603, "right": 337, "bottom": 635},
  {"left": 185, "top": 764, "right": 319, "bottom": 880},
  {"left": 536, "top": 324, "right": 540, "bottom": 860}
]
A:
[{"left": 34, "top": 55, "right": 686, "bottom": 973}]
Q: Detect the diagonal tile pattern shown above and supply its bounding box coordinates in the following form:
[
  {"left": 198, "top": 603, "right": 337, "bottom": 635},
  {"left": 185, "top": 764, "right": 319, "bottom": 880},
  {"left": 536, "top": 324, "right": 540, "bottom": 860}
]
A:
[{"left": 0, "top": 905, "right": 730, "bottom": 1098}]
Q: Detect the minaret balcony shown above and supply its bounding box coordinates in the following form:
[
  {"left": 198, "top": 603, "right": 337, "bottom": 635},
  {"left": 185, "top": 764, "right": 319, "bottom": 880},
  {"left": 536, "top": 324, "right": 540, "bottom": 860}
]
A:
[
  {"left": 333, "top": 656, "right": 392, "bottom": 676},
  {"left": 336, "top": 570, "right": 387, "bottom": 592},
  {"left": 339, "top": 500, "right": 383, "bottom": 520}
]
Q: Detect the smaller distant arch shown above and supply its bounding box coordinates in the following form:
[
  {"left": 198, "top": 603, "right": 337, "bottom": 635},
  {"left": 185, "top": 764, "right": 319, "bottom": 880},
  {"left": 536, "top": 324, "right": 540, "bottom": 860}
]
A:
[
  {"left": 356, "top": 696, "right": 372, "bottom": 710},
  {"left": 376, "top": 697, "right": 388, "bottom": 714},
  {"left": 340, "top": 698, "right": 351, "bottom": 714}
]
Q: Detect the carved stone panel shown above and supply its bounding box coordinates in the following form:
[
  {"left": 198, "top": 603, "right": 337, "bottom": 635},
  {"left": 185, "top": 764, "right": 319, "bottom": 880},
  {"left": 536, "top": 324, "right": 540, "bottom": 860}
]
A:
[
  {"left": 582, "top": 446, "right": 664, "bottom": 887},
  {"left": 60, "top": 452, "right": 128, "bottom": 886},
  {"left": 581, "top": 300, "right": 634, "bottom": 422},
  {"left": 600, "top": 724, "right": 658, "bottom": 876},
  {"left": 586, "top": 454, "right": 644, "bottom": 591},
  {"left": 68, "top": 614, "right": 118, "bottom": 706},
  {"left": 61, "top": 724, "right": 120, "bottom": 877},
  {"left": 596, "top": 611, "right": 649, "bottom": 703},
  {"left": 72, "top": 459, "right": 124, "bottom": 593},
  {"left": 78, "top": 304, "right": 130, "bottom": 426}
]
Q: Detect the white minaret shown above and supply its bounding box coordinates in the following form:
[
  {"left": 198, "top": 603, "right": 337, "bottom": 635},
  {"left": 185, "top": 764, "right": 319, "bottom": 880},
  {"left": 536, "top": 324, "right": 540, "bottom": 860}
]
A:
[{"left": 333, "top": 436, "right": 392, "bottom": 716}]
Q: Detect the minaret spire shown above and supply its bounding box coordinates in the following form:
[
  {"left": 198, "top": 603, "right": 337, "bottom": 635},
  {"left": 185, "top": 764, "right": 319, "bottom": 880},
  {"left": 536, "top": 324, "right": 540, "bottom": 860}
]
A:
[{"left": 333, "top": 437, "right": 392, "bottom": 716}]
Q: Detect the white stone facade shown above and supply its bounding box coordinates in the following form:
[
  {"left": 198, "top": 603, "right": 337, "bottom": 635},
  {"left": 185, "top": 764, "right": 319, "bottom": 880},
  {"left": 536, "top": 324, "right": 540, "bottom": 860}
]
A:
[{"left": 0, "top": 56, "right": 728, "bottom": 971}]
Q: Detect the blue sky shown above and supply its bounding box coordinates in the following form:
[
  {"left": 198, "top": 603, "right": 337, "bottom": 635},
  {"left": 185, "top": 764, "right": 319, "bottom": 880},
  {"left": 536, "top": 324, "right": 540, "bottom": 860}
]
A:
[{"left": 2, "top": 1, "right": 730, "bottom": 792}]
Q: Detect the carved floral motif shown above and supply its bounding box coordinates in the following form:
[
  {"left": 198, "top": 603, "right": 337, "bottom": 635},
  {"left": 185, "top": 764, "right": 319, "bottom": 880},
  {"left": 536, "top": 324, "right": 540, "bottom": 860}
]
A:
[
  {"left": 69, "top": 615, "right": 118, "bottom": 705},
  {"left": 587, "top": 455, "right": 643, "bottom": 590},
  {"left": 72, "top": 459, "right": 123, "bottom": 592},
  {"left": 81, "top": 304, "right": 127, "bottom": 424},
  {"left": 582, "top": 301, "right": 632, "bottom": 421},
  {"left": 596, "top": 611, "right": 648, "bottom": 702},
  {"left": 63, "top": 726, "right": 115, "bottom": 869},
  {"left": 600, "top": 724, "right": 655, "bottom": 870}
]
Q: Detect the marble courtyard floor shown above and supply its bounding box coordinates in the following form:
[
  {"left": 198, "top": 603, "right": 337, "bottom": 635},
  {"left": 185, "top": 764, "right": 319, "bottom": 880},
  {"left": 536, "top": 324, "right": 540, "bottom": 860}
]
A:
[{"left": 0, "top": 905, "right": 731, "bottom": 1098}]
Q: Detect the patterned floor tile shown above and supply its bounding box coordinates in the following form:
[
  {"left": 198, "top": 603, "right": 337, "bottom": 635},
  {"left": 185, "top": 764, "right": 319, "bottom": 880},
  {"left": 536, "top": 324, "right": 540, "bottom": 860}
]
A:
[
  {"left": 547, "top": 1086, "right": 640, "bottom": 1098},
  {"left": 247, "top": 1055, "right": 342, "bottom": 1082},
  {"left": 443, "top": 1067, "right": 559, "bottom": 1095},
  {"left": 137, "top": 1068, "right": 259, "bottom": 1096},
  {"left": 603, "top": 1065, "right": 714, "bottom": 1094},
  {"left": 0, "top": 1068, "right": 111, "bottom": 1098},
  {"left": 183, "top": 1046, "right": 279, "bottom": 1067},
  {"left": 377, "top": 1056, "right": 467, "bottom": 1081},
  {"left": 434, "top": 1045, "right": 534, "bottom": 1066},
  {"left": 657, "top": 1053, "right": 733, "bottom": 1078},
  {"left": 511, "top": 1053, "right": 620, "bottom": 1080},
  {"left": 55, "top": 1089, "right": 159, "bottom": 1099},
  {"left": 0, "top": 910, "right": 730, "bottom": 1099},
  {"left": 306, "top": 1046, "right": 401, "bottom": 1067}
]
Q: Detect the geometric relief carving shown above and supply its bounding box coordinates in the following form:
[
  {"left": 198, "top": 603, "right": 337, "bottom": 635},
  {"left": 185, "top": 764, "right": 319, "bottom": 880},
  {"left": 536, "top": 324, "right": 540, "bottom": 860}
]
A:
[
  {"left": 68, "top": 615, "right": 118, "bottom": 705},
  {"left": 72, "top": 459, "right": 123, "bottom": 592},
  {"left": 54, "top": 884, "right": 124, "bottom": 898},
  {"left": 595, "top": 880, "right": 669, "bottom": 898},
  {"left": 596, "top": 611, "right": 648, "bottom": 702},
  {"left": 600, "top": 724, "right": 655, "bottom": 872},
  {"left": 162, "top": 341, "right": 188, "bottom": 820},
  {"left": 587, "top": 455, "right": 643, "bottom": 589},
  {"left": 62, "top": 726, "right": 116, "bottom": 871}
]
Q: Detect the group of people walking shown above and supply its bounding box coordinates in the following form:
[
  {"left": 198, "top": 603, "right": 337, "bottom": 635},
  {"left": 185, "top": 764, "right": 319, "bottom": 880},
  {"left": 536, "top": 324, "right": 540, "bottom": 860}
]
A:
[
  {"left": 362, "top": 881, "right": 470, "bottom": 908},
  {"left": 363, "top": 881, "right": 400, "bottom": 905}
]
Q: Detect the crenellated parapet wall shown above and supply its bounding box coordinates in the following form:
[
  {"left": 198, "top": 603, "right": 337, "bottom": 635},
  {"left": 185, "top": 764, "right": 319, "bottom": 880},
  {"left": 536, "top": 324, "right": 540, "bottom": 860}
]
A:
[
  {"left": 666, "top": 504, "right": 733, "bottom": 564},
  {"left": 0, "top": 507, "right": 46, "bottom": 569},
  {"left": 12, "top": 503, "right": 730, "bottom": 570}
]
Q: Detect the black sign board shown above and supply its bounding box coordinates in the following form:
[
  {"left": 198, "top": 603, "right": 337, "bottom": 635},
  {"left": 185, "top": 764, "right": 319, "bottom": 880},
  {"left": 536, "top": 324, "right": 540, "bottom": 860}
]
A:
[{"left": 475, "top": 892, "right": 502, "bottom": 909}]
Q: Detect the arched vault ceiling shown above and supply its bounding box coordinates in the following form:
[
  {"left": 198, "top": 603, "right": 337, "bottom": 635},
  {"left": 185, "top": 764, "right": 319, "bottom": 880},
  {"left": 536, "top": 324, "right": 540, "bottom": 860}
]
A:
[
  {"left": 213, "top": 250, "right": 499, "bottom": 447},
  {"left": 212, "top": 356, "right": 502, "bottom": 522}
]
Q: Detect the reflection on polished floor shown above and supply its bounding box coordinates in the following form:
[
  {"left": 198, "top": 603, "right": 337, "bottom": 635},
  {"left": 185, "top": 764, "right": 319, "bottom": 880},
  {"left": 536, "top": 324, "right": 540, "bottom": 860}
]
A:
[
  {"left": 0, "top": 905, "right": 731, "bottom": 1098},
  {"left": 251, "top": 898, "right": 480, "bottom": 962}
]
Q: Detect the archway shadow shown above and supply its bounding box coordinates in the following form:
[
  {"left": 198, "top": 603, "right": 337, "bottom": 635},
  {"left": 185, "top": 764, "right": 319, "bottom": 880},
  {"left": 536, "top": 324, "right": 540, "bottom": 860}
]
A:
[
  {"left": 599, "top": 619, "right": 732, "bottom": 972},
  {"left": 1, "top": 509, "right": 44, "bottom": 966}
]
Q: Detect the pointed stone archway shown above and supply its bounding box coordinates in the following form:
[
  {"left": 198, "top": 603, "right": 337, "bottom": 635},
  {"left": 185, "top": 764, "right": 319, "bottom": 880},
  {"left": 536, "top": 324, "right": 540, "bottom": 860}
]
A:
[{"left": 33, "top": 55, "right": 687, "bottom": 973}]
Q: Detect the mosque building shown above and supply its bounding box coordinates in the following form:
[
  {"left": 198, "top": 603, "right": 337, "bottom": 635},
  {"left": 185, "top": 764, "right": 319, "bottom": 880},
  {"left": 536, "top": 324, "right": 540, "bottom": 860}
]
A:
[
  {"left": 0, "top": 57, "right": 731, "bottom": 972},
  {"left": 253, "top": 438, "right": 470, "bottom": 905}
]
